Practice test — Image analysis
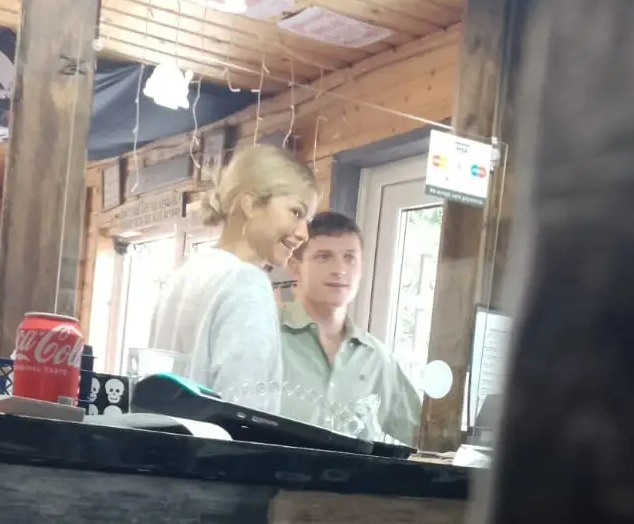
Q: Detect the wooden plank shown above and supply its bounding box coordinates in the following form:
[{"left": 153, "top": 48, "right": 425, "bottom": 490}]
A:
[
  {"left": 0, "top": 462, "right": 466, "bottom": 523},
  {"left": 270, "top": 490, "right": 466, "bottom": 523},
  {"left": 98, "top": 9, "right": 318, "bottom": 80},
  {"left": 121, "top": 0, "right": 379, "bottom": 60},
  {"left": 419, "top": 0, "right": 508, "bottom": 452},
  {"left": 77, "top": 182, "right": 102, "bottom": 337},
  {"left": 360, "top": 0, "right": 463, "bottom": 27},
  {"left": 99, "top": 0, "right": 347, "bottom": 72},
  {"left": 0, "top": 0, "right": 99, "bottom": 356},
  {"left": 308, "top": 0, "right": 441, "bottom": 36},
  {"left": 0, "top": 5, "right": 286, "bottom": 92},
  {"left": 0, "top": 143, "right": 5, "bottom": 203}
]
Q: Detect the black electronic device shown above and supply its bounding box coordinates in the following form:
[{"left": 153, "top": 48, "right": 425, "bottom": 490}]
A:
[{"left": 130, "top": 373, "right": 375, "bottom": 455}]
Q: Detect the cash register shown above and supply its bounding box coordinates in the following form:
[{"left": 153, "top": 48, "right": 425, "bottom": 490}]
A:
[{"left": 130, "top": 373, "right": 415, "bottom": 459}]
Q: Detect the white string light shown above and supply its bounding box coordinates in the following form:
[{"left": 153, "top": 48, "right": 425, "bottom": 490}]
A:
[
  {"left": 252, "top": 56, "right": 268, "bottom": 146},
  {"left": 226, "top": 24, "right": 241, "bottom": 93},
  {"left": 282, "top": 60, "right": 295, "bottom": 150},
  {"left": 130, "top": 0, "right": 152, "bottom": 194},
  {"left": 189, "top": 78, "right": 202, "bottom": 171},
  {"left": 188, "top": 0, "right": 208, "bottom": 173},
  {"left": 312, "top": 68, "right": 326, "bottom": 174}
]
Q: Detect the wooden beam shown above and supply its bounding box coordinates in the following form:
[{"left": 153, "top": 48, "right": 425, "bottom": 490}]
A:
[
  {"left": 0, "top": 0, "right": 99, "bottom": 356},
  {"left": 419, "top": 0, "right": 509, "bottom": 451}
]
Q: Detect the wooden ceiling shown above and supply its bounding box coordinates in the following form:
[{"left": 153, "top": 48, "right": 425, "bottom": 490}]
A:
[{"left": 0, "top": 0, "right": 463, "bottom": 93}]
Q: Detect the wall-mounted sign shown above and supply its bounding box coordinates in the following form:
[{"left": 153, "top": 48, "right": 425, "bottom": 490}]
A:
[
  {"left": 244, "top": 0, "right": 295, "bottom": 19},
  {"left": 116, "top": 190, "right": 184, "bottom": 232},
  {"left": 125, "top": 154, "right": 192, "bottom": 198},
  {"left": 469, "top": 306, "right": 511, "bottom": 428},
  {"left": 102, "top": 161, "right": 122, "bottom": 211},
  {"left": 199, "top": 128, "right": 227, "bottom": 185},
  {"left": 425, "top": 130, "right": 494, "bottom": 208},
  {"left": 278, "top": 7, "right": 392, "bottom": 48}
]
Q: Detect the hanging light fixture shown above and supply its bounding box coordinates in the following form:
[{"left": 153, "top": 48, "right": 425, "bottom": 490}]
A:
[{"left": 143, "top": 61, "right": 194, "bottom": 111}]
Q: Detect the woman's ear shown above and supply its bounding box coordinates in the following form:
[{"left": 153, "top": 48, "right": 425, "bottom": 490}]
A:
[{"left": 239, "top": 193, "right": 257, "bottom": 219}]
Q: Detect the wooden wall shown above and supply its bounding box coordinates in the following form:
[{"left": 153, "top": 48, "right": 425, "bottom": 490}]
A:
[{"left": 299, "top": 26, "right": 459, "bottom": 171}]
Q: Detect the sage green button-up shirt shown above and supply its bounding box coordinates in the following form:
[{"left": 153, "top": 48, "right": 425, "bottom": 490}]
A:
[{"left": 279, "top": 301, "right": 422, "bottom": 446}]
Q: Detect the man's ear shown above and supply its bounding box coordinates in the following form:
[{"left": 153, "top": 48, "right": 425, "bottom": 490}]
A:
[{"left": 239, "top": 193, "right": 257, "bottom": 219}]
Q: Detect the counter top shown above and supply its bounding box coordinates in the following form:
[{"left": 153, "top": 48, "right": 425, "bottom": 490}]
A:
[{"left": 0, "top": 414, "right": 470, "bottom": 522}]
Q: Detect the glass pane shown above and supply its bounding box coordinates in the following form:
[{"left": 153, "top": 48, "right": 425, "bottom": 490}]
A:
[
  {"left": 119, "top": 237, "right": 176, "bottom": 373},
  {"left": 389, "top": 205, "right": 444, "bottom": 393}
]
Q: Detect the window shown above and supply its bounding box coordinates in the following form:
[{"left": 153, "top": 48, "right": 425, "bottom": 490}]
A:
[{"left": 355, "top": 155, "right": 444, "bottom": 394}]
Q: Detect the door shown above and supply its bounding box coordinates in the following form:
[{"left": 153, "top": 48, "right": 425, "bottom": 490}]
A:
[{"left": 355, "top": 155, "right": 444, "bottom": 392}]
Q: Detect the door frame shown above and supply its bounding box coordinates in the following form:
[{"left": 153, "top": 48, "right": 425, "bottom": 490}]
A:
[
  {"left": 354, "top": 156, "right": 440, "bottom": 333},
  {"left": 329, "top": 122, "right": 444, "bottom": 219}
]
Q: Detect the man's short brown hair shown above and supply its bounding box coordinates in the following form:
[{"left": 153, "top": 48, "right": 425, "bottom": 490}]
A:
[{"left": 293, "top": 211, "right": 363, "bottom": 259}]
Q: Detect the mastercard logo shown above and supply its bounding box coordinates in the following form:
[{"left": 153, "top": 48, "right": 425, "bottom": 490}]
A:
[
  {"left": 432, "top": 154, "right": 447, "bottom": 169},
  {"left": 470, "top": 164, "right": 487, "bottom": 178}
]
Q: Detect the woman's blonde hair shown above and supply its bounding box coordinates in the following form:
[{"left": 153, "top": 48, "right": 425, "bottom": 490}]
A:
[{"left": 201, "top": 144, "right": 317, "bottom": 226}]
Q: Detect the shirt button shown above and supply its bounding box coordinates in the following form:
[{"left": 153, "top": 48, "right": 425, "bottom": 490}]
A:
[{"left": 328, "top": 380, "right": 334, "bottom": 389}]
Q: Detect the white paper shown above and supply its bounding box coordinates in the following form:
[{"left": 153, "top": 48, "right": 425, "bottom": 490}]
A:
[
  {"left": 84, "top": 412, "right": 233, "bottom": 441},
  {"left": 425, "top": 130, "right": 494, "bottom": 208},
  {"left": 452, "top": 444, "right": 492, "bottom": 469},
  {"left": 277, "top": 7, "right": 392, "bottom": 48},
  {"left": 244, "top": 0, "right": 295, "bottom": 19},
  {"left": 469, "top": 308, "right": 512, "bottom": 427}
]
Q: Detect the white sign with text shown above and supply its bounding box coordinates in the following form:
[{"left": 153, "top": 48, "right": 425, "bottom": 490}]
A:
[{"left": 425, "top": 130, "right": 494, "bottom": 207}]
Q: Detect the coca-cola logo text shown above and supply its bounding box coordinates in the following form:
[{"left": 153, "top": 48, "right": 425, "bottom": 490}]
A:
[{"left": 14, "top": 326, "right": 83, "bottom": 369}]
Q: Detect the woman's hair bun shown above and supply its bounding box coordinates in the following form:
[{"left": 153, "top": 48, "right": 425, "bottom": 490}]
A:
[{"left": 201, "top": 189, "right": 225, "bottom": 226}]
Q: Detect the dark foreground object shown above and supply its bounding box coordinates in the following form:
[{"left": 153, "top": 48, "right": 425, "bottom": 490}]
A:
[
  {"left": 0, "top": 414, "right": 468, "bottom": 523},
  {"left": 481, "top": 1, "right": 634, "bottom": 523}
]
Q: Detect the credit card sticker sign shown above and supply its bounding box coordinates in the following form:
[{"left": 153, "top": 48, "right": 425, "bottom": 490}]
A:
[{"left": 425, "top": 130, "right": 495, "bottom": 208}]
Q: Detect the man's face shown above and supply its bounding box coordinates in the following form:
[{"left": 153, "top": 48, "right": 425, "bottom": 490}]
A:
[{"left": 289, "top": 233, "right": 363, "bottom": 308}]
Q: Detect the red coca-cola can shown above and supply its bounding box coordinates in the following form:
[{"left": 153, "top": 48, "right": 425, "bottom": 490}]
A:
[{"left": 12, "top": 312, "right": 84, "bottom": 405}]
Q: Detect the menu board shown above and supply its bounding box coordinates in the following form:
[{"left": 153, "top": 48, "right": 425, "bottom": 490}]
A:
[{"left": 469, "top": 307, "right": 512, "bottom": 427}]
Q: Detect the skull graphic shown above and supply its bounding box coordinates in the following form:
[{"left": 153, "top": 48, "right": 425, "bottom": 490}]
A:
[
  {"left": 105, "top": 378, "right": 125, "bottom": 404},
  {"left": 87, "top": 403, "right": 99, "bottom": 416},
  {"left": 89, "top": 377, "right": 100, "bottom": 403}
]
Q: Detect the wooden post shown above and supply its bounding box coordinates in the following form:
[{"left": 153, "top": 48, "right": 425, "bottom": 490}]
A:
[
  {"left": 0, "top": 0, "right": 99, "bottom": 356},
  {"left": 419, "top": 0, "right": 512, "bottom": 451}
]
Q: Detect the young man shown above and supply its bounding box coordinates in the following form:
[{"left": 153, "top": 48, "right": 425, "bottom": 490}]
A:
[{"left": 279, "top": 211, "right": 422, "bottom": 446}]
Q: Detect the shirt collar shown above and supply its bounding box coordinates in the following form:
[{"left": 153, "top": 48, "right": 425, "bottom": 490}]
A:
[{"left": 280, "top": 300, "right": 376, "bottom": 348}]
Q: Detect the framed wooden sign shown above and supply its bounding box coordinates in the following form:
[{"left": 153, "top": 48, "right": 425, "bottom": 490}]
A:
[
  {"left": 199, "top": 128, "right": 227, "bottom": 185},
  {"left": 114, "top": 190, "right": 185, "bottom": 233},
  {"left": 102, "top": 161, "right": 122, "bottom": 211},
  {"left": 124, "top": 155, "right": 193, "bottom": 198}
]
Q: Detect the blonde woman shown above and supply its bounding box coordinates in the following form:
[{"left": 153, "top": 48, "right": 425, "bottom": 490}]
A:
[{"left": 149, "top": 145, "right": 318, "bottom": 413}]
